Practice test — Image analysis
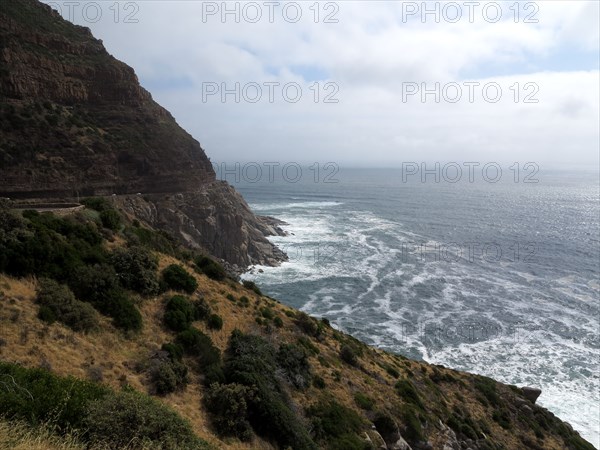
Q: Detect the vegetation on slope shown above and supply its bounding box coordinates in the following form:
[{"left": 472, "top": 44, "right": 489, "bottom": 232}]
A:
[{"left": 0, "top": 200, "right": 595, "bottom": 450}]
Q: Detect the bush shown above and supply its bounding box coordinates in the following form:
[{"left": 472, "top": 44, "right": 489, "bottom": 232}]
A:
[
  {"left": 162, "top": 264, "right": 198, "bottom": 294},
  {"left": 83, "top": 389, "right": 208, "bottom": 449},
  {"left": 207, "top": 313, "right": 223, "bottom": 331},
  {"left": 273, "top": 316, "right": 284, "bottom": 327},
  {"left": 94, "top": 289, "right": 142, "bottom": 332},
  {"left": 36, "top": 279, "right": 98, "bottom": 332},
  {"left": 161, "top": 342, "right": 184, "bottom": 361},
  {"left": 176, "top": 328, "right": 221, "bottom": 367},
  {"left": 204, "top": 383, "right": 255, "bottom": 441},
  {"left": 340, "top": 345, "right": 358, "bottom": 366},
  {"left": 307, "top": 399, "right": 364, "bottom": 447},
  {"left": 395, "top": 379, "right": 423, "bottom": 409},
  {"left": 0, "top": 362, "right": 107, "bottom": 432},
  {"left": 68, "top": 263, "right": 119, "bottom": 304},
  {"left": 385, "top": 364, "right": 400, "bottom": 378},
  {"left": 374, "top": 414, "right": 398, "bottom": 444},
  {"left": 110, "top": 246, "right": 159, "bottom": 296},
  {"left": 401, "top": 406, "right": 423, "bottom": 442},
  {"left": 81, "top": 197, "right": 112, "bottom": 212},
  {"left": 313, "top": 375, "right": 326, "bottom": 389},
  {"left": 193, "top": 297, "right": 211, "bottom": 321},
  {"left": 163, "top": 295, "right": 195, "bottom": 332},
  {"left": 354, "top": 392, "right": 375, "bottom": 410},
  {"left": 474, "top": 376, "right": 500, "bottom": 407},
  {"left": 277, "top": 343, "right": 311, "bottom": 389},
  {"left": 224, "top": 330, "right": 316, "bottom": 450},
  {"left": 296, "top": 312, "right": 321, "bottom": 337},
  {"left": 195, "top": 256, "right": 226, "bottom": 281},
  {"left": 150, "top": 359, "right": 188, "bottom": 395},
  {"left": 242, "top": 280, "right": 262, "bottom": 295},
  {"left": 99, "top": 209, "right": 121, "bottom": 231}
]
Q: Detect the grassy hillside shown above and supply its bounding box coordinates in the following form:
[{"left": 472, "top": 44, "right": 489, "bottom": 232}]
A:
[{"left": 0, "top": 200, "right": 594, "bottom": 450}]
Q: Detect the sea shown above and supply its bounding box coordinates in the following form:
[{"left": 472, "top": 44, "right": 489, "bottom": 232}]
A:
[{"left": 228, "top": 165, "right": 599, "bottom": 447}]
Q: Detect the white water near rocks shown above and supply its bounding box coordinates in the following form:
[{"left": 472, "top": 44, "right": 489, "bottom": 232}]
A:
[{"left": 235, "top": 168, "right": 600, "bottom": 447}]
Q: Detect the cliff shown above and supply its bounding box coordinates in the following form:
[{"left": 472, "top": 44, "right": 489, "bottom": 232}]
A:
[{"left": 0, "top": 0, "right": 284, "bottom": 267}]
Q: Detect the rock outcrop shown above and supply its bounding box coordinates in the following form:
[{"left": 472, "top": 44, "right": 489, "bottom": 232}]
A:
[
  {"left": 0, "top": 0, "right": 286, "bottom": 268},
  {"left": 114, "top": 183, "right": 288, "bottom": 269}
]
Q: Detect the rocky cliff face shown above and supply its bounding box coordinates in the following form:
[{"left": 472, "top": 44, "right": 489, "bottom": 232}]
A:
[
  {"left": 115, "top": 183, "right": 288, "bottom": 270},
  {"left": 0, "top": 0, "right": 285, "bottom": 268}
]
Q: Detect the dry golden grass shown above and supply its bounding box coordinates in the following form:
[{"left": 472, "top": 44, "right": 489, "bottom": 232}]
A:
[
  {"left": 0, "top": 419, "right": 84, "bottom": 450},
  {"left": 0, "top": 261, "right": 572, "bottom": 450}
]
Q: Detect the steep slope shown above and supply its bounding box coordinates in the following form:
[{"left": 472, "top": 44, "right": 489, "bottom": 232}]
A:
[
  {"left": 0, "top": 0, "right": 284, "bottom": 268},
  {"left": 0, "top": 203, "right": 595, "bottom": 450}
]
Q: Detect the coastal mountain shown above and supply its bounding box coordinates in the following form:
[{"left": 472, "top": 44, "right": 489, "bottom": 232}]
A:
[{"left": 0, "top": 0, "right": 285, "bottom": 269}]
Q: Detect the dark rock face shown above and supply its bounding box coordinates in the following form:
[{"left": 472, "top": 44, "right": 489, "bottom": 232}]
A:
[
  {"left": 0, "top": 0, "right": 213, "bottom": 196},
  {"left": 521, "top": 386, "right": 542, "bottom": 404},
  {"left": 115, "top": 183, "right": 288, "bottom": 269},
  {"left": 0, "top": 0, "right": 286, "bottom": 268}
]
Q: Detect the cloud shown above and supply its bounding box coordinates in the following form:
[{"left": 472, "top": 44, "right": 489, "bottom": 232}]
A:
[{"left": 44, "top": 0, "right": 599, "bottom": 166}]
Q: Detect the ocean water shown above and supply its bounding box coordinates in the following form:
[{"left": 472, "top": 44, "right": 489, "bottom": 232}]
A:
[{"left": 231, "top": 167, "right": 600, "bottom": 447}]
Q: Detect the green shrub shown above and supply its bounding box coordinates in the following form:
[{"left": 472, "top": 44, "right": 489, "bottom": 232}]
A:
[
  {"left": 296, "top": 312, "right": 321, "bottom": 336},
  {"left": 110, "top": 246, "right": 159, "bottom": 296},
  {"left": 204, "top": 383, "right": 255, "bottom": 441},
  {"left": 96, "top": 289, "right": 143, "bottom": 332},
  {"left": 273, "top": 316, "right": 284, "bottom": 327},
  {"left": 242, "top": 280, "right": 262, "bottom": 295},
  {"left": 162, "top": 342, "right": 184, "bottom": 361},
  {"left": 0, "top": 362, "right": 107, "bottom": 432},
  {"left": 83, "top": 389, "right": 208, "bottom": 449},
  {"left": 474, "top": 376, "right": 500, "bottom": 407},
  {"left": 36, "top": 279, "right": 98, "bottom": 332},
  {"left": 68, "top": 263, "right": 119, "bottom": 304},
  {"left": 81, "top": 197, "right": 112, "bottom": 212},
  {"left": 99, "top": 209, "right": 121, "bottom": 231},
  {"left": 195, "top": 256, "right": 226, "bottom": 281},
  {"left": 277, "top": 343, "right": 311, "bottom": 389},
  {"left": 37, "top": 305, "right": 57, "bottom": 324},
  {"left": 340, "top": 345, "right": 358, "bottom": 366},
  {"left": 385, "top": 364, "right": 400, "bottom": 378},
  {"left": 176, "top": 328, "right": 221, "bottom": 367},
  {"left": 193, "top": 298, "right": 211, "bottom": 321},
  {"left": 297, "top": 336, "right": 320, "bottom": 355},
  {"left": 0, "top": 209, "right": 105, "bottom": 280},
  {"left": 313, "top": 375, "right": 326, "bottom": 389},
  {"left": 353, "top": 392, "right": 375, "bottom": 410},
  {"left": 395, "top": 379, "right": 423, "bottom": 409},
  {"left": 226, "top": 293, "right": 235, "bottom": 302},
  {"left": 150, "top": 359, "right": 188, "bottom": 395},
  {"left": 164, "top": 295, "right": 195, "bottom": 332},
  {"left": 207, "top": 313, "right": 223, "bottom": 331},
  {"left": 224, "top": 330, "right": 316, "bottom": 450},
  {"left": 162, "top": 264, "right": 198, "bottom": 294},
  {"left": 373, "top": 414, "right": 397, "bottom": 444},
  {"left": 307, "top": 399, "right": 364, "bottom": 447},
  {"left": 261, "top": 306, "right": 274, "bottom": 320},
  {"left": 402, "top": 406, "right": 423, "bottom": 442}
]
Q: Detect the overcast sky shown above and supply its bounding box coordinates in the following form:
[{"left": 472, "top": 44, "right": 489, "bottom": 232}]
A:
[{"left": 44, "top": 1, "right": 599, "bottom": 167}]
